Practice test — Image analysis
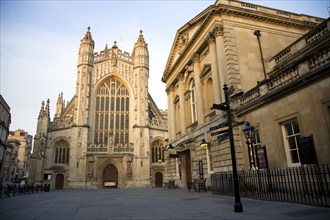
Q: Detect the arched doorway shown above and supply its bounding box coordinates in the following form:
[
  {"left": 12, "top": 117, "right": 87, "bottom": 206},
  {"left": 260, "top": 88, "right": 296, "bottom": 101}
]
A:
[
  {"left": 155, "top": 172, "right": 163, "bottom": 187},
  {"left": 103, "top": 164, "right": 118, "bottom": 188},
  {"left": 55, "top": 174, "right": 64, "bottom": 189}
]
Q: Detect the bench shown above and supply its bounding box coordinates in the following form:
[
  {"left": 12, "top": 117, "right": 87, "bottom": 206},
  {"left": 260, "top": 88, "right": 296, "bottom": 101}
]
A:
[
  {"left": 188, "top": 179, "right": 207, "bottom": 192},
  {"left": 163, "top": 179, "right": 176, "bottom": 189}
]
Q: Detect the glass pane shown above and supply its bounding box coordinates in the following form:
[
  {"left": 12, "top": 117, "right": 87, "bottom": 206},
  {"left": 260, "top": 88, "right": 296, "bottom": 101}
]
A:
[
  {"left": 292, "top": 120, "right": 300, "bottom": 134},
  {"left": 285, "top": 123, "right": 293, "bottom": 136},
  {"left": 288, "top": 137, "right": 297, "bottom": 149},
  {"left": 290, "top": 150, "right": 299, "bottom": 163}
]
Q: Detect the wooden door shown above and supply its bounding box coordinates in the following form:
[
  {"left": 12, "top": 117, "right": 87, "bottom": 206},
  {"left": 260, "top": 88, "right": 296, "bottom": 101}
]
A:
[
  {"left": 103, "top": 164, "right": 118, "bottom": 188},
  {"left": 184, "top": 151, "right": 192, "bottom": 187},
  {"left": 155, "top": 172, "right": 163, "bottom": 187},
  {"left": 55, "top": 174, "right": 64, "bottom": 189}
]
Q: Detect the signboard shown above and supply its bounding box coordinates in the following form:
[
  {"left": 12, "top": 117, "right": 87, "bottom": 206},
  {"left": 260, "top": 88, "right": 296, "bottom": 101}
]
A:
[
  {"left": 298, "top": 135, "right": 318, "bottom": 165},
  {"left": 104, "top": 182, "right": 116, "bottom": 187},
  {"left": 199, "top": 160, "right": 204, "bottom": 179},
  {"left": 256, "top": 146, "right": 269, "bottom": 169}
]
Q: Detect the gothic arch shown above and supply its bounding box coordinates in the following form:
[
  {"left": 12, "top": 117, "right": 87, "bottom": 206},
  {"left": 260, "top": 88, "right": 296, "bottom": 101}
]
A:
[
  {"left": 89, "top": 75, "right": 135, "bottom": 149},
  {"left": 95, "top": 157, "right": 126, "bottom": 188},
  {"left": 89, "top": 74, "right": 135, "bottom": 143},
  {"left": 51, "top": 139, "right": 70, "bottom": 165},
  {"left": 150, "top": 138, "right": 166, "bottom": 163}
]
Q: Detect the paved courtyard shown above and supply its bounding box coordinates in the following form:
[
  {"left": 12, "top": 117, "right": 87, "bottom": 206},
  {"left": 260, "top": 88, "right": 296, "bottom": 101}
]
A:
[{"left": 0, "top": 187, "right": 329, "bottom": 220}]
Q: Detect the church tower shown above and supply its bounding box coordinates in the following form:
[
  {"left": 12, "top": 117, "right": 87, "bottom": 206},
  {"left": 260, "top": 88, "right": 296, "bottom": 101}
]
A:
[
  {"left": 29, "top": 99, "right": 50, "bottom": 183},
  {"left": 131, "top": 30, "right": 150, "bottom": 184},
  {"left": 29, "top": 28, "right": 168, "bottom": 189},
  {"left": 75, "top": 26, "right": 94, "bottom": 125}
]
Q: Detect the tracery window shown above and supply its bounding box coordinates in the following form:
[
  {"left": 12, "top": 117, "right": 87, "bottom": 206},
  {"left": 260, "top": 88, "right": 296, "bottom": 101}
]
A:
[
  {"left": 151, "top": 140, "right": 165, "bottom": 163},
  {"left": 94, "top": 77, "right": 129, "bottom": 145},
  {"left": 54, "top": 140, "right": 70, "bottom": 164}
]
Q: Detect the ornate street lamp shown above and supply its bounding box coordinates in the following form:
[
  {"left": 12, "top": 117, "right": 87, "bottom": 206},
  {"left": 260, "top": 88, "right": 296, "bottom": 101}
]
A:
[
  {"left": 200, "top": 139, "right": 208, "bottom": 150},
  {"left": 242, "top": 121, "right": 257, "bottom": 170}
]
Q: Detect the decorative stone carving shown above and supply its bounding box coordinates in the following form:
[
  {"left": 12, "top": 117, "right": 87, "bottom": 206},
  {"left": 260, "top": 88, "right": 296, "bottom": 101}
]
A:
[
  {"left": 191, "top": 53, "right": 200, "bottom": 64},
  {"left": 88, "top": 157, "right": 94, "bottom": 178},
  {"left": 205, "top": 33, "right": 215, "bottom": 45},
  {"left": 212, "top": 24, "right": 224, "bottom": 37},
  {"left": 127, "top": 155, "right": 133, "bottom": 179},
  {"left": 178, "top": 32, "right": 189, "bottom": 54}
]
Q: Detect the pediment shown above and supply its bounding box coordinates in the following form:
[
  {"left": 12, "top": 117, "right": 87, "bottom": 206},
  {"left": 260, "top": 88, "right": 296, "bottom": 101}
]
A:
[{"left": 162, "top": 6, "right": 213, "bottom": 82}]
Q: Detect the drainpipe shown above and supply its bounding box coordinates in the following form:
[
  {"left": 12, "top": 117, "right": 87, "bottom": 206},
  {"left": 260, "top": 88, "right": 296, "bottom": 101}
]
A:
[{"left": 254, "top": 30, "right": 267, "bottom": 80}]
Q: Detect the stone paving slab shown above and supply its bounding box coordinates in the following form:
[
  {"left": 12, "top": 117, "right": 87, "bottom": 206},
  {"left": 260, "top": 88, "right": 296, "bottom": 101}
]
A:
[{"left": 0, "top": 188, "right": 329, "bottom": 220}]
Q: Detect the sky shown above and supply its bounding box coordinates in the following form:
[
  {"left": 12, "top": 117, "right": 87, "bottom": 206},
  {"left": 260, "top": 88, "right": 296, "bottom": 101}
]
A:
[{"left": 1, "top": 0, "right": 329, "bottom": 137}]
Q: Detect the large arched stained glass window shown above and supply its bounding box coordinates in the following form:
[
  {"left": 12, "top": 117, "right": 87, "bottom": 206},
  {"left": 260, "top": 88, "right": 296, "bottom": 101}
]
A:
[
  {"left": 151, "top": 140, "right": 165, "bottom": 163},
  {"left": 94, "top": 77, "right": 129, "bottom": 145},
  {"left": 54, "top": 140, "right": 70, "bottom": 164}
]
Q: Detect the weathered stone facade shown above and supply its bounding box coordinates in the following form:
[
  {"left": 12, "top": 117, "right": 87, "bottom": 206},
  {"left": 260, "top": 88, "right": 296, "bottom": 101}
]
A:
[
  {"left": 29, "top": 29, "right": 168, "bottom": 189},
  {"left": 162, "top": 0, "right": 328, "bottom": 189},
  {"left": 0, "top": 95, "right": 11, "bottom": 183},
  {"left": 8, "top": 129, "right": 32, "bottom": 180}
]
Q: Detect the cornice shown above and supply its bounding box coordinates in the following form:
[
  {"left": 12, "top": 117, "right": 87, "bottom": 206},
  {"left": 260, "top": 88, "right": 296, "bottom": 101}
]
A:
[{"left": 162, "top": 3, "right": 321, "bottom": 83}]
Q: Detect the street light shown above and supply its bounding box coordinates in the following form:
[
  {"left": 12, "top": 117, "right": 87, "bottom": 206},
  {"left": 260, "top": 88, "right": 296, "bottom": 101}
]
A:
[
  {"left": 242, "top": 121, "right": 257, "bottom": 170},
  {"left": 200, "top": 139, "right": 208, "bottom": 150}
]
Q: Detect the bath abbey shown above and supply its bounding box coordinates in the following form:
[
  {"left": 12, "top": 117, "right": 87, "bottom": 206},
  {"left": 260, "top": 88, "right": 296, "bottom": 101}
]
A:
[{"left": 28, "top": 28, "right": 168, "bottom": 189}]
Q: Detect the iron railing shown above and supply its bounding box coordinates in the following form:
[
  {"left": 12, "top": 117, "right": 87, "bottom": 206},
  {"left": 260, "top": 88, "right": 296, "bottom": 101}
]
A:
[{"left": 211, "top": 164, "right": 330, "bottom": 207}]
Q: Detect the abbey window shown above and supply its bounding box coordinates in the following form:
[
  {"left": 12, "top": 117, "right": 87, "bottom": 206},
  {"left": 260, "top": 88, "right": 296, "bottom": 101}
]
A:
[
  {"left": 54, "top": 140, "right": 70, "bottom": 164},
  {"left": 94, "top": 78, "right": 129, "bottom": 147}
]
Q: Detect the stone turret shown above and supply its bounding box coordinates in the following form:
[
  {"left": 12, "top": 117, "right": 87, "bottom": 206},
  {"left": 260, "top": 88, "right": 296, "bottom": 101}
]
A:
[
  {"left": 132, "top": 30, "right": 149, "bottom": 71},
  {"left": 54, "top": 93, "right": 65, "bottom": 118},
  {"left": 75, "top": 27, "right": 94, "bottom": 125}
]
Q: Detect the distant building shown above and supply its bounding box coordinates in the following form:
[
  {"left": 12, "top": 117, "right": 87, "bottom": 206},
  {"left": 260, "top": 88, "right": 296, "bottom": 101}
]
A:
[
  {"left": 8, "top": 129, "right": 33, "bottom": 180},
  {"left": 29, "top": 29, "right": 168, "bottom": 189},
  {"left": 0, "top": 95, "right": 11, "bottom": 183},
  {"left": 162, "top": 0, "right": 328, "bottom": 188},
  {"left": 5, "top": 139, "right": 19, "bottom": 182}
]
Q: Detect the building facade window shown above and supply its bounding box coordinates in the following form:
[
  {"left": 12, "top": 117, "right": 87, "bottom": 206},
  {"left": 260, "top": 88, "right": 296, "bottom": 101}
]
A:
[
  {"left": 206, "top": 146, "right": 213, "bottom": 173},
  {"left": 190, "top": 80, "right": 197, "bottom": 123},
  {"left": 54, "top": 140, "right": 70, "bottom": 164},
  {"left": 151, "top": 140, "right": 165, "bottom": 163},
  {"left": 281, "top": 119, "right": 301, "bottom": 166},
  {"left": 94, "top": 77, "right": 129, "bottom": 145},
  {"left": 206, "top": 78, "right": 214, "bottom": 114}
]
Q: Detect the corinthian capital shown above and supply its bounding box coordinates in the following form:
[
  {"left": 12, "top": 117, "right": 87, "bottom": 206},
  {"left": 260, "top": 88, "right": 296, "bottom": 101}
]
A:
[
  {"left": 212, "top": 24, "right": 224, "bottom": 37},
  {"left": 205, "top": 33, "right": 215, "bottom": 45},
  {"left": 191, "top": 52, "right": 200, "bottom": 63}
]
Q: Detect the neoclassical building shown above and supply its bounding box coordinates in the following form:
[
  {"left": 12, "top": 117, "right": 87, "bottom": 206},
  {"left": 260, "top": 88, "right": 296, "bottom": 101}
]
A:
[
  {"left": 162, "top": 0, "right": 328, "bottom": 188},
  {"left": 29, "top": 28, "right": 168, "bottom": 189}
]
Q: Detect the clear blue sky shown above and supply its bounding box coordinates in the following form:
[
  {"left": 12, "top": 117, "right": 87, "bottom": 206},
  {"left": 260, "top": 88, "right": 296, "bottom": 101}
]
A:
[{"left": 1, "top": 0, "right": 329, "bottom": 136}]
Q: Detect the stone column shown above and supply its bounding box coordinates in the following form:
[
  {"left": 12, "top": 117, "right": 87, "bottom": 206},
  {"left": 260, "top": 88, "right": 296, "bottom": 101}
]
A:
[
  {"left": 167, "top": 86, "right": 176, "bottom": 140},
  {"left": 191, "top": 53, "right": 204, "bottom": 124},
  {"left": 206, "top": 34, "right": 221, "bottom": 105},
  {"left": 178, "top": 74, "right": 186, "bottom": 134},
  {"left": 213, "top": 24, "right": 226, "bottom": 103}
]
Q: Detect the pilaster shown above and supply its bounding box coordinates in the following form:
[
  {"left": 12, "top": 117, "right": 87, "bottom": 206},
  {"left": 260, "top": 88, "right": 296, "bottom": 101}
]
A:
[
  {"left": 166, "top": 86, "right": 176, "bottom": 141},
  {"left": 191, "top": 53, "right": 204, "bottom": 124},
  {"left": 212, "top": 24, "right": 226, "bottom": 102},
  {"left": 206, "top": 34, "right": 221, "bottom": 106},
  {"left": 178, "top": 74, "right": 186, "bottom": 134}
]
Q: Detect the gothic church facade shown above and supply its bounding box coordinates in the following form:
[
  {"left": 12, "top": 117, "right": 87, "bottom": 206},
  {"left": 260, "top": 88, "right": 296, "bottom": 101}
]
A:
[{"left": 29, "top": 28, "right": 168, "bottom": 189}]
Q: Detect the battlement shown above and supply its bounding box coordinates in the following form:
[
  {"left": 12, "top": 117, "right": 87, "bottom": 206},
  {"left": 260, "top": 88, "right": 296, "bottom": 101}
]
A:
[{"left": 94, "top": 48, "right": 133, "bottom": 63}]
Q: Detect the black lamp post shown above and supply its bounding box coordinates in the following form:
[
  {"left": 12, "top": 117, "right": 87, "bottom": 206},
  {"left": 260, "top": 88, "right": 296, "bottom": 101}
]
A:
[
  {"left": 242, "top": 121, "right": 257, "bottom": 170},
  {"left": 208, "top": 84, "right": 243, "bottom": 212},
  {"left": 254, "top": 30, "right": 267, "bottom": 80}
]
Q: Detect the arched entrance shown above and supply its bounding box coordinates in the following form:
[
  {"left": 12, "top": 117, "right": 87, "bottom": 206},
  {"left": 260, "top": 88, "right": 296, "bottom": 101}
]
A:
[
  {"left": 103, "top": 164, "right": 118, "bottom": 188},
  {"left": 55, "top": 174, "right": 64, "bottom": 189},
  {"left": 155, "top": 172, "right": 163, "bottom": 187}
]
